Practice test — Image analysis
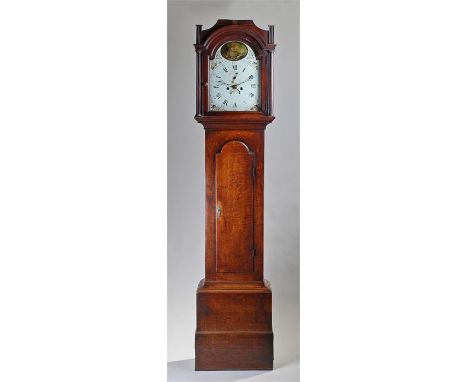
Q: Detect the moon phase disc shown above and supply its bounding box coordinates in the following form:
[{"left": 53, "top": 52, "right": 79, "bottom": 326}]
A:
[{"left": 220, "top": 41, "right": 248, "bottom": 61}]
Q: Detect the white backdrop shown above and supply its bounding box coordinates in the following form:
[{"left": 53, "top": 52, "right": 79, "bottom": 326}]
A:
[{"left": 2, "top": 1, "right": 468, "bottom": 381}]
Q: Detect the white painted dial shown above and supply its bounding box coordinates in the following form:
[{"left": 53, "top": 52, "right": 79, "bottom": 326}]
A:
[{"left": 209, "top": 42, "right": 260, "bottom": 111}]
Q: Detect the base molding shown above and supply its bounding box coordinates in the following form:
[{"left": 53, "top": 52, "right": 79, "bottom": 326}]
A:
[
  {"left": 195, "top": 279, "right": 273, "bottom": 370},
  {"left": 195, "top": 331, "right": 273, "bottom": 370}
]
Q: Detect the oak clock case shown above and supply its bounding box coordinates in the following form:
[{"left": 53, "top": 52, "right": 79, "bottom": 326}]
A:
[{"left": 194, "top": 20, "right": 276, "bottom": 371}]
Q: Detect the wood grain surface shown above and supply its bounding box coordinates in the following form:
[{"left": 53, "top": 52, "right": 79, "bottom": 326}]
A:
[{"left": 194, "top": 19, "right": 276, "bottom": 371}]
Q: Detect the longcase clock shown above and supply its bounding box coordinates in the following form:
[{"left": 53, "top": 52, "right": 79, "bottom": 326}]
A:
[{"left": 194, "top": 19, "right": 276, "bottom": 371}]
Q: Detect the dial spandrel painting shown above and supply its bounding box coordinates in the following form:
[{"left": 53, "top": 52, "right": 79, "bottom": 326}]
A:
[{"left": 209, "top": 41, "right": 260, "bottom": 111}]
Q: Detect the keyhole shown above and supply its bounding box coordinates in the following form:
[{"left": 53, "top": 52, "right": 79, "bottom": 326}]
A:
[{"left": 216, "top": 206, "right": 222, "bottom": 217}]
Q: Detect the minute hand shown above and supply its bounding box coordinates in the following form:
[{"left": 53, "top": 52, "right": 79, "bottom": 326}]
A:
[{"left": 235, "top": 76, "right": 254, "bottom": 86}]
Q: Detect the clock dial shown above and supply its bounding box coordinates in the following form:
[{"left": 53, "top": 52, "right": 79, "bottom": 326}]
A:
[{"left": 209, "top": 41, "right": 260, "bottom": 111}]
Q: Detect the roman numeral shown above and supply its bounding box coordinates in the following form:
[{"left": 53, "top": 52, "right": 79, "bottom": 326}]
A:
[
  {"left": 216, "top": 75, "right": 221, "bottom": 78},
  {"left": 216, "top": 93, "right": 221, "bottom": 99},
  {"left": 223, "top": 67, "right": 228, "bottom": 72},
  {"left": 243, "top": 67, "right": 246, "bottom": 72},
  {"left": 233, "top": 64, "right": 237, "bottom": 70},
  {"left": 251, "top": 84, "right": 256, "bottom": 88},
  {"left": 249, "top": 93, "right": 254, "bottom": 97},
  {"left": 223, "top": 99, "right": 228, "bottom": 105},
  {"left": 233, "top": 103, "right": 237, "bottom": 108},
  {"left": 214, "top": 85, "right": 219, "bottom": 88},
  {"left": 248, "top": 75, "right": 254, "bottom": 79}
]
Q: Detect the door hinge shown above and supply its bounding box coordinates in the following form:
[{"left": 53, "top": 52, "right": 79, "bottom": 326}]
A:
[{"left": 252, "top": 249, "right": 256, "bottom": 258}]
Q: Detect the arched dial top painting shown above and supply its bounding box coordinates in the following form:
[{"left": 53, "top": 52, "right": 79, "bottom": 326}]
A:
[{"left": 209, "top": 41, "right": 260, "bottom": 111}]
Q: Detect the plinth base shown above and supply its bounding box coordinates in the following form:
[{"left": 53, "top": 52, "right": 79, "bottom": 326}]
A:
[{"left": 195, "top": 279, "right": 274, "bottom": 370}]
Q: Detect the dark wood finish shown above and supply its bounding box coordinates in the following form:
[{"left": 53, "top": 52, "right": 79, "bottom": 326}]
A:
[
  {"left": 196, "top": 278, "right": 273, "bottom": 370},
  {"left": 205, "top": 129, "right": 264, "bottom": 282},
  {"left": 196, "top": 332, "right": 273, "bottom": 370},
  {"left": 197, "top": 279, "right": 272, "bottom": 332},
  {"left": 194, "top": 19, "right": 275, "bottom": 371},
  {"left": 215, "top": 141, "right": 255, "bottom": 273}
]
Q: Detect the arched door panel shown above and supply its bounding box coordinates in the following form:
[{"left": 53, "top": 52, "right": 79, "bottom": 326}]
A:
[{"left": 215, "top": 140, "right": 255, "bottom": 273}]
